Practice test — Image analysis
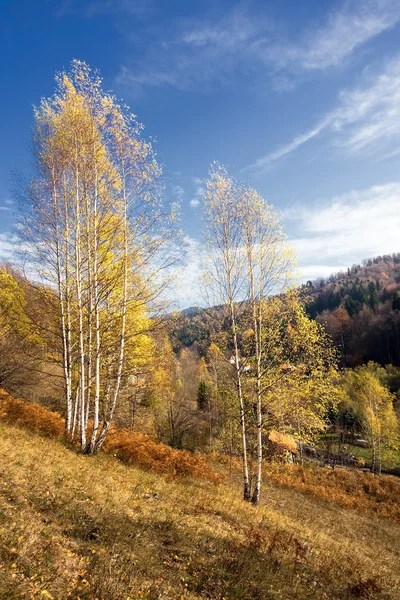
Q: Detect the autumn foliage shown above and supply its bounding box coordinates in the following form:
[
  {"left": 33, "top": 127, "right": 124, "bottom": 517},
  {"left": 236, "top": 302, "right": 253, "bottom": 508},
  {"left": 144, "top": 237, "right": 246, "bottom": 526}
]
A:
[
  {"left": 0, "top": 389, "right": 64, "bottom": 438},
  {"left": 0, "top": 389, "right": 219, "bottom": 481},
  {"left": 104, "top": 429, "right": 221, "bottom": 480},
  {"left": 265, "top": 463, "right": 400, "bottom": 520},
  {"left": 268, "top": 430, "right": 298, "bottom": 454}
]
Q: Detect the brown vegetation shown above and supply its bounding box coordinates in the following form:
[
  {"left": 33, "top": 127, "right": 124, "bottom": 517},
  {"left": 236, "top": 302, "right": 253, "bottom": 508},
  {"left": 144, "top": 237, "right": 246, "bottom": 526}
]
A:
[
  {"left": 1, "top": 423, "right": 399, "bottom": 599},
  {"left": 0, "top": 389, "right": 219, "bottom": 481},
  {"left": 104, "top": 429, "right": 220, "bottom": 480},
  {"left": 0, "top": 389, "right": 64, "bottom": 438},
  {"left": 3, "top": 387, "right": 400, "bottom": 519},
  {"left": 264, "top": 462, "right": 400, "bottom": 521}
]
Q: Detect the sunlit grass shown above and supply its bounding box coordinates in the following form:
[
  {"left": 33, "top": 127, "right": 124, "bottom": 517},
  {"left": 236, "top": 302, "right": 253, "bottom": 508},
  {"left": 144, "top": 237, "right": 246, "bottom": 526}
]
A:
[
  {"left": 1, "top": 423, "right": 400, "bottom": 599},
  {"left": 1, "top": 390, "right": 400, "bottom": 598}
]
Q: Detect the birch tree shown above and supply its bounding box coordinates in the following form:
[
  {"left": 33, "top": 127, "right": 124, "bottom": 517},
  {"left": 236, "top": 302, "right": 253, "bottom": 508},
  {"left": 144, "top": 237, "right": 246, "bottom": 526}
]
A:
[
  {"left": 203, "top": 165, "right": 335, "bottom": 504},
  {"left": 203, "top": 163, "right": 251, "bottom": 500},
  {"left": 203, "top": 165, "right": 295, "bottom": 502},
  {"left": 240, "top": 184, "right": 295, "bottom": 504},
  {"left": 19, "top": 60, "right": 179, "bottom": 453}
]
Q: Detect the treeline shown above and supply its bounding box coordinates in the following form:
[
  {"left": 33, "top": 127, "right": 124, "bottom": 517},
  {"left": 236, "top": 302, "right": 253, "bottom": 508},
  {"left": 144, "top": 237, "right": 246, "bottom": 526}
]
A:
[
  {"left": 170, "top": 254, "right": 400, "bottom": 368},
  {"left": 303, "top": 255, "right": 400, "bottom": 366}
]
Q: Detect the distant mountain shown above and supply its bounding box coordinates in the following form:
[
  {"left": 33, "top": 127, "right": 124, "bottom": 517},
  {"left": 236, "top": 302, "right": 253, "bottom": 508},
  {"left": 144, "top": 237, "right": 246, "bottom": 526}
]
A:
[
  {"left": 169, "top": 253, "right": 400, "bottom": 368},
  {"left": 304, "top": 253, "right": 400, "bottom": 367},
  {"left": 304, "top": 253, "right": 400, "bottom": 317}
]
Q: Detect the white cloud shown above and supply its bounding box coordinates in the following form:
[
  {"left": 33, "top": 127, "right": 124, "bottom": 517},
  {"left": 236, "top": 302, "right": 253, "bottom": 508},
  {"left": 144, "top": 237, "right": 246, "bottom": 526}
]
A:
[
  {"left": 116, "top": 1, "right": 400, "bottom": 95},
  {"left": 0, "top": 233, "right": 18, "bottom": 262},
  {"left": 263, "top": 0, "right": 400, "bottom": 72},
  {"left": 171, "top": 236, "right": 204, "bottom": 308},
  {"left": 189, "top": 177, "right": 204, "bottom": 209},
  {"left": 286, "top": 182, "right": 400, "bottom": 280},
  {"left": 0, "top": 206, "right": 11, "bottom": 211},
  {"left": 4, "top": 199, "right": 13, "bottom": 206},
  {"left": 168, "top": 182, "right": 400, "bottom": 307},
  {"left": 247, "top": 54, "right": 400, "bottom": 171},
  {"left": 172, "top": 185, "right": 185, "bottom": 201}
]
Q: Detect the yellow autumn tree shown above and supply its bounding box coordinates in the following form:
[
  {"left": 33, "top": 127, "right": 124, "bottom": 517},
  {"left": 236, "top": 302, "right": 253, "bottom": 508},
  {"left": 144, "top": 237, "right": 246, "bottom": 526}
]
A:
[
  {"left": 19, "top": 60, "right": 180, "bottom": 452},
  {"left": 255, "top": 293, "right": 338, "bottom": 456},
  {"left": 342, "top": 363, "right": 399, "bottom": 473},
  {"left": 0, "top": 267, "right": 45, "bottom": 394}
]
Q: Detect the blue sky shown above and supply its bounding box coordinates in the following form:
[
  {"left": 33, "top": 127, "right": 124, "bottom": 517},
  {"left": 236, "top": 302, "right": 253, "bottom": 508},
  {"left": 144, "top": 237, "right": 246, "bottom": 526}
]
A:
[{"left": 1, "top": 0, "right": 400, "bottom": 306}]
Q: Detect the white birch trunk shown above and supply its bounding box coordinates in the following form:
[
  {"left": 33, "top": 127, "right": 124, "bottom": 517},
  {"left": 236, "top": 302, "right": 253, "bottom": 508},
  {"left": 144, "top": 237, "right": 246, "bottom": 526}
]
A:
[
  {"left": 74, "top": 138, "right": 87, "bottom": 451},
  {"left": 92, "top": 171, "right": 128, "bottom": 453},
  {"left": 88, "top": 134, "right": 101, "bottom": 453},
  {"left": 51, "top": 173, "right": 73, "bottom": 433}
]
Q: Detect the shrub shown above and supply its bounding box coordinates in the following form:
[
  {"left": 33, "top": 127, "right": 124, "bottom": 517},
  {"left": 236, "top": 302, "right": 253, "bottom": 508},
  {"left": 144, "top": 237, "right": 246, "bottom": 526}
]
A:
[
  {"left": 0, "top": 389, "right": 64, "bottom": 438},
  {"left": 0, "top": 389, "right": 221, "bottom": 482},
  {"left": 264, "top": 462, "right": 400, "bottom": 520},
  {"left": 104, "top": 429, "right": 221, "bottom": 481}
]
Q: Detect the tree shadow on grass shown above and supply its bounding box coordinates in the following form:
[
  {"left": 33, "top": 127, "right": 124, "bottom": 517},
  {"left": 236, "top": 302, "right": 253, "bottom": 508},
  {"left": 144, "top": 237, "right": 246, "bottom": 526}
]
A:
[{"left": 25, "top": 488, "right": 389, "bottom": 600}]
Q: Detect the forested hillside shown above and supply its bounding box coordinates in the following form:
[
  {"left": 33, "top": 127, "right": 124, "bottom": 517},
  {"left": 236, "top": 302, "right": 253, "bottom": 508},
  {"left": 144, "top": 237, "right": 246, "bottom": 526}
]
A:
[
  {"left": 170, "top": 253, "right": 400, "bottom": 368},
  {"left": 305, "top": 253, "right": 400, "bottom": 367}
]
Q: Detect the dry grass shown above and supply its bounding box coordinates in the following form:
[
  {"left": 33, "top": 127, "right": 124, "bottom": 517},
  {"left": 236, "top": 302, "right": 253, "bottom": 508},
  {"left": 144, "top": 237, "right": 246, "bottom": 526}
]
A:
[
  {"left": 263, "top": 463, "right": 400, "bottom": 521},
  {"left": 0, "top": 390, "right": 219, "bottom": 481},
  {"left": 0, "top": 424, "right": 399, "bottom": 599},
  {"left": 0, "top": 389, "right": 64, "bottom": 438},
  {"left": 1, "top": 389, "right": 400, "bottom": 598}
]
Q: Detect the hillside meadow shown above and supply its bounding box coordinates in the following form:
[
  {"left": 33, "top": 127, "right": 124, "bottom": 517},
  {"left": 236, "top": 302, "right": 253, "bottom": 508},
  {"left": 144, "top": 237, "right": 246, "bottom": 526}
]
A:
[{"left": 0, "top": 392, "right": 399, "bottom": 600}]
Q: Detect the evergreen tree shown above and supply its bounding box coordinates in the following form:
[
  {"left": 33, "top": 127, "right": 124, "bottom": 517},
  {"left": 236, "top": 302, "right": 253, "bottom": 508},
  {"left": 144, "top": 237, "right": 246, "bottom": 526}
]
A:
[
  {"left": 392, "top": 291, "right": 400, "bottom": 311},
  {"left": 368, "top": 282, "right": 379, "bottom": 310},
  {"left": 197, "top": 380, "right": 212, "bottom": 412}
]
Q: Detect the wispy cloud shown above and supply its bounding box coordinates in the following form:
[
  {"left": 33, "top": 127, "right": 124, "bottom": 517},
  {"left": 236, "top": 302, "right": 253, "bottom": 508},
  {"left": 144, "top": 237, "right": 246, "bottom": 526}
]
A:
[
  {"left": 285, "top": 182, "right": 400, "bottom": 279},
  {"left": 116, "top": 0, "right": 400, "bottom": 95},
  {"left": 116, "top": 5, "right": 264, "bottom": 94},
  {"left": 263, "top": 0, "right": 400, "bottom": 72},
  {"left": 247, "top": 54, "right": 400, "bottom": 172},
  {"left": 248, "top": 120, "right": 331, "bottom": 172},
  {"left": 190, "top": 177, "right": 205, "bottom": 208},
  {"left": 86, "top": 0, "right": 150, "bottom": 16},
  {"left": 172, "top": 185, "right": 185, "bottom": 202}
]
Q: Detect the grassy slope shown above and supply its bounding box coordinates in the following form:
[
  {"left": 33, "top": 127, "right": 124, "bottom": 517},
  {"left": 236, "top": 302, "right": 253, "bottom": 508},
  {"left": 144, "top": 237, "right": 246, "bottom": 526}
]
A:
[
  {"left": 317, "top": 434, "right": 400, "bottom": 472},
  {"left": 0, "top": 425, "right": 399, "bottom": 600},
  {"left": 345, "top": 444, "right": 400, "bottom": 471}
]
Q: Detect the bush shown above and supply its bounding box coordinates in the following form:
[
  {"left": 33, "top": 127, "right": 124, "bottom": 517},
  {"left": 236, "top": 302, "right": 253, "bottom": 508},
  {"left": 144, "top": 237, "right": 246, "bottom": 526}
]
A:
[
  {"left": 264, "top": 463, "right": 400, "bottom": 520},
  {"left": 104, "top": 429, "right": 221, "bottom": 481},
  {"left": 0, "top": 389, "right": 64, "bottom": 438},
  {"left": 0, "top": 389, "right": 221, "bottom": 482}
]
